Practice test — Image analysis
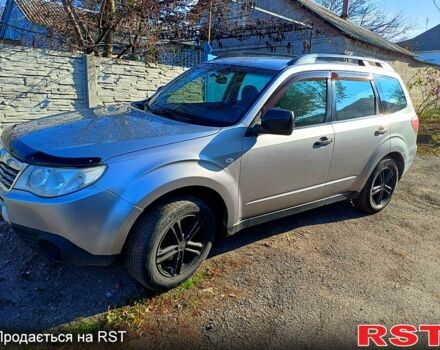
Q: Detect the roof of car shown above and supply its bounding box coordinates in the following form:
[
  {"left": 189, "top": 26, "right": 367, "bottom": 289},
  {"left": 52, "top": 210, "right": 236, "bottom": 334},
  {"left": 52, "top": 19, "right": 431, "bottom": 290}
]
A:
[
  {"left": 209, "top": 53, "right": 397, "bottom": 75},
  {"left": 210, "top": 56, "right": 293, "bottom": 71}
]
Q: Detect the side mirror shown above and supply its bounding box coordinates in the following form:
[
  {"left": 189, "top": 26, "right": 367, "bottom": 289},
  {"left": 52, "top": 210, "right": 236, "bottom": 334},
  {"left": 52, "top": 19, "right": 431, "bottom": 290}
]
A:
[{"left": 259, "top": 108, "right": 294, "bottom": 136}]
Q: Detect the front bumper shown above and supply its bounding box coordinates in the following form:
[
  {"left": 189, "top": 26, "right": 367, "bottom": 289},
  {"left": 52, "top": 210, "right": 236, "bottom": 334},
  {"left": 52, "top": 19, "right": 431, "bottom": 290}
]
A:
[
  {"left": 12, "top": 224, "right": 117, "bottom": 266},
  {"left": 0, "top": 185, "right": 143, "bottom": 266}
]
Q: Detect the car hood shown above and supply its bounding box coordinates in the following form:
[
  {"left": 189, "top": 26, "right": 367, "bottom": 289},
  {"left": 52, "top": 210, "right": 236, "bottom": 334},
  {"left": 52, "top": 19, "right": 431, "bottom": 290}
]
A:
[{"left": 2, "top": 104, "right": 221, "bottom": 166}]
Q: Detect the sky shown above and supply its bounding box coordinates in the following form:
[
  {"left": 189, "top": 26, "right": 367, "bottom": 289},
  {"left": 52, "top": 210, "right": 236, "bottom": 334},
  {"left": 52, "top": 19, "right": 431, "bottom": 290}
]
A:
[
  {"left": 381, "top": 0, "right": 440, "bottom": 40},
  {"left": 0, "top": 0, "right": 438, "bottom": 40}
]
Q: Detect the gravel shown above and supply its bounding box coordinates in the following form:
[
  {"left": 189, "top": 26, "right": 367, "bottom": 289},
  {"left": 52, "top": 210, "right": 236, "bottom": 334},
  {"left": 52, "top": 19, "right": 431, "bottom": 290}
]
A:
[{"left": 0, "top": 155, "right": 439, "bottom": 349}]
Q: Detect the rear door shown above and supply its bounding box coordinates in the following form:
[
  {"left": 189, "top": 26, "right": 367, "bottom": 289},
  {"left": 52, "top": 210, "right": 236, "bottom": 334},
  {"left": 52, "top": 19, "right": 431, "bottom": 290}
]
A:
[{"left": 325, "top": 71, "right": 391, "bottom": 196}]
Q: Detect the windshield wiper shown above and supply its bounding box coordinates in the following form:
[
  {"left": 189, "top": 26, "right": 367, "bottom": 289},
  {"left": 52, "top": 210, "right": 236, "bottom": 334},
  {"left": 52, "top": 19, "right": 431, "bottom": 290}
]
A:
[{"left": 150, "top": 107, "right": 191, "bottom": 123}]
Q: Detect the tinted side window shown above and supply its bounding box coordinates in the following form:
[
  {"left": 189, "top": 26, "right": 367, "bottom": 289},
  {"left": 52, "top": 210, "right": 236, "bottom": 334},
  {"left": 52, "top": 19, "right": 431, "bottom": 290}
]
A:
[
  {"left": 275, "top": 79, "right": 327, "bottom": 128},
  {"left": 375, "top": 76, "right": 407, "bottom": 114},
  {"left": 335, "top": 80, "right": 376, "bottom": 121}
]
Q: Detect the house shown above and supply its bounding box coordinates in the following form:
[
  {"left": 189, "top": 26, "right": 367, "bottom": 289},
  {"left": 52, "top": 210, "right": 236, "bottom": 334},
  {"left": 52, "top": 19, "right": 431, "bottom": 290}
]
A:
[
  {"left": 0, "top": 0, "right": 65, "bottom": 48},
  {"left": 398, "top": 24, "right": 440, "bottom": 66},
  {"left": 207, "top": 0, "right": 440, "bottom": 110},
  {"left": 209, "top": 0, "right": 413, "bottom": 60}
]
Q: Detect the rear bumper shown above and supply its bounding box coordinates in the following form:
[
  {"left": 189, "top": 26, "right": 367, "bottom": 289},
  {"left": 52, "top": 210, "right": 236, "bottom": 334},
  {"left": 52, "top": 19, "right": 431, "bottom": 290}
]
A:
[
  {"left": 403, "top": 144, "right": 417, "bottom": 176},
  {"left": 12, "top": 224, "right": 117, "bottom": 266}
]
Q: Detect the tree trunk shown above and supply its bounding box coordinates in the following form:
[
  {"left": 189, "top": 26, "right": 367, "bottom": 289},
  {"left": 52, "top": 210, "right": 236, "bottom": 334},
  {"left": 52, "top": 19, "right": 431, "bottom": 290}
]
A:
[{"left": 103, "top": 0, "right": 116, "bottom": 58}]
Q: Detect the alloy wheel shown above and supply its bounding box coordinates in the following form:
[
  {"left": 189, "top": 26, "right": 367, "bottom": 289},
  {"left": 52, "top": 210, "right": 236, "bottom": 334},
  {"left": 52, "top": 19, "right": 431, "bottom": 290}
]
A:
[
  {"left": 370, "top": 166, "right": 398, "bottom": 209},
  {"left": 155, "top": 215, "right": 205, "bottom": 278}
]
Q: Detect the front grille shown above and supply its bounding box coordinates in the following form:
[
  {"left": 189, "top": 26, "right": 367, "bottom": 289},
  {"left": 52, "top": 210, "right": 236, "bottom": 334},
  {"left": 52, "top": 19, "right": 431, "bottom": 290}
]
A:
[
  {"left": 0, "top": 150, "right": 25, "bottom": 191},
  {"left": 0, "top": 162, "right": 19, "bottom": 190}
]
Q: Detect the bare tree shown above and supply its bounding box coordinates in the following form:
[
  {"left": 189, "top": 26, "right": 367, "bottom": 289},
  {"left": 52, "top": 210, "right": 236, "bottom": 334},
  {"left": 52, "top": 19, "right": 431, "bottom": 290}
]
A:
[
  {"left": 434, "top": 0, "right": 440, "bottom": 12},
  {"left": 46, "top": 0, "right": 207, "bottom": 60},
  {"left": 101, "top": 0, "right": 116, "bottom": 57},
  {"left": 316, "top": 0, "right": 411, "bottom": 40}
]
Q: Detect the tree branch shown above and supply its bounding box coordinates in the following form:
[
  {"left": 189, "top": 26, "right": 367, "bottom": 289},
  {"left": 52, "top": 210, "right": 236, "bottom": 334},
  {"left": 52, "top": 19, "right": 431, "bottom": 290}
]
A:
[{"left": 61, "top": 0, "right": 88, "bottom": 48}]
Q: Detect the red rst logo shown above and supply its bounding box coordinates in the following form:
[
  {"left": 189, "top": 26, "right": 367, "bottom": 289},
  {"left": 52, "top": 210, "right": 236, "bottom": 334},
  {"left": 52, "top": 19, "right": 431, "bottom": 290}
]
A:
[{"left": 357, "top": 324, "right": 440, "bottom": 347}]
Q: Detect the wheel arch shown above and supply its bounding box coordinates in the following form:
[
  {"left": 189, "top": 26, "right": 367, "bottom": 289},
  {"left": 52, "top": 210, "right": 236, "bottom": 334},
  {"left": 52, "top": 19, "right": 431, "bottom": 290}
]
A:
[
  {"left": 147, "top": 185, "right": 229, "bottom": 234},
  {"left": 355, "top": 149, "right": 405, "bottom": 193},
  {"left": 121, "top": 184, "right": 231, "bottom": 254},
  {"left": 387, "top": 151, "right": 405, "bottom": 180}
]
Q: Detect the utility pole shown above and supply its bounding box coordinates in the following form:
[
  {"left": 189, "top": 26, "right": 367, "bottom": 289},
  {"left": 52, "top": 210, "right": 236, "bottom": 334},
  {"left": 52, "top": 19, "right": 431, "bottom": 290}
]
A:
[
  {"left": 207, "top": 1, "right": 213, "bottom": 44},
  {"left": 341, "top": 0, "right": 350, "bottom": 20}
]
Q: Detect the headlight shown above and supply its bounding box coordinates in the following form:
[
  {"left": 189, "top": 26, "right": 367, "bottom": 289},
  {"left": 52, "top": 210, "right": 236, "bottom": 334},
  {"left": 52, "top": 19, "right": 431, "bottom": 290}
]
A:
[{"left": 15, "top": 165, "right": 106, "bottom": 197}]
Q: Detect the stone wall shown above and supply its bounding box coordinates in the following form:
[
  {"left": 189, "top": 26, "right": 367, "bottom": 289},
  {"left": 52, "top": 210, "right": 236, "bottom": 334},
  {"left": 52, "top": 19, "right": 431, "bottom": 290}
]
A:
[
  {"left": 87, "top": 56, "right": 185, "bottom": 107},
  {"left": 0, "top": 45, "right": 87, "bottom": 127},
  {"left": 0, "top": 45, "right": 185, "bottom": 129}
]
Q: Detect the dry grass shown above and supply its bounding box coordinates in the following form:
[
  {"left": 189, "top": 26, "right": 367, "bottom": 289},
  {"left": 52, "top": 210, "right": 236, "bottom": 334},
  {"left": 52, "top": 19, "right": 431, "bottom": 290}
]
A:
[
  {"left": 418, "top": 116, "right": 440, "bottom": 156},
  {"left": 57, "top": 254, "right": 247, "bottom": 345}
]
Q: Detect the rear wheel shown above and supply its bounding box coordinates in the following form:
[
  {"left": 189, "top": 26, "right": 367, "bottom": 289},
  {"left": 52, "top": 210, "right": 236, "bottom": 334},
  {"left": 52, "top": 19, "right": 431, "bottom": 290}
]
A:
[
  {"left": 124, "top": 196, "right": 215, "bottom": 291},
  {"left": 353, "top": 157, "right": 399, "bottom": 214}
]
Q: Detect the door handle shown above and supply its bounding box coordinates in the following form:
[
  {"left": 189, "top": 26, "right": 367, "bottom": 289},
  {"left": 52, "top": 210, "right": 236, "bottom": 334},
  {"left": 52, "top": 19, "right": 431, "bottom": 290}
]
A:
[
  {"left": 374, "top": 127, "right": 388, "bottom": 136},
  {"left": 314, "top": 137, "right": 333, "bottom": 148}
]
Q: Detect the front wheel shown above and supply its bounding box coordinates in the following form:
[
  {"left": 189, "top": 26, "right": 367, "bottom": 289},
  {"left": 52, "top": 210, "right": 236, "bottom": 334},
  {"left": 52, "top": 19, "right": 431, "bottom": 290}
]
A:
[
  {"left": 124, "top": 196, "right": 215, "bottom": 291},
  {"left": 353, "top": 157, "right": 399, "bottom": 214}
]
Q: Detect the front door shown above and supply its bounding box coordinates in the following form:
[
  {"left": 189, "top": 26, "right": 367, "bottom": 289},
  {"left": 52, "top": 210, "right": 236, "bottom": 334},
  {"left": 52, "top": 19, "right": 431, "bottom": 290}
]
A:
[{"left": 239, "top": 72, "right": 334, "bottom": 219}]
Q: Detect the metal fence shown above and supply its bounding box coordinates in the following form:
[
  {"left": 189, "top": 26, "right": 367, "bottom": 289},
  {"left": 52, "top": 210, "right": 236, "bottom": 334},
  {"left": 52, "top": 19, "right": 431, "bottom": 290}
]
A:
[{"left": 158, "top": 49, "right": 204, "bottom": 68}]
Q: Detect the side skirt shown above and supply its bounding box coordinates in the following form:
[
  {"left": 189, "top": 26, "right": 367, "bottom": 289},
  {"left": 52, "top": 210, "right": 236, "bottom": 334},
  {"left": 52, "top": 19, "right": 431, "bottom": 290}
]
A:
[{"left": 227, "top": 192, "right": 357, "bottom": 236}]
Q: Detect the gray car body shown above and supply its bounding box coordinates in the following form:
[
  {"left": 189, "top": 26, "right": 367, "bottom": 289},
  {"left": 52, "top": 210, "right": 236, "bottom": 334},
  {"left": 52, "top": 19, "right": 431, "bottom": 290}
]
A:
[{"left": 0, "top": 56, "right": 417, "bottom": 258}]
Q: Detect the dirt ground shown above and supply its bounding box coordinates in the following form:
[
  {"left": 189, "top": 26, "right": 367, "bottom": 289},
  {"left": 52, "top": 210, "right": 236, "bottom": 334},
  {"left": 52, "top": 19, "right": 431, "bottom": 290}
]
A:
[{"left": 0, "top": 155, "right": 439, "bottom": 349}]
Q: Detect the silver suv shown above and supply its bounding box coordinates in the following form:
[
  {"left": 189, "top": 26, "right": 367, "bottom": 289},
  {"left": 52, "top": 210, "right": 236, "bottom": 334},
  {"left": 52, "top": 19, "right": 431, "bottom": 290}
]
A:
[{"left": 0, "top": 54, "right": 418, "bottom": 290}]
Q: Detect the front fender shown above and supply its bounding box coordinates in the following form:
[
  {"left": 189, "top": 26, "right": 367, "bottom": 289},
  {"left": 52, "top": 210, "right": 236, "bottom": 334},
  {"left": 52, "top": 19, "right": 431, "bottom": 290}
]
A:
[{"left": 110, "top": 159, "right": 240, "bottom": 229}]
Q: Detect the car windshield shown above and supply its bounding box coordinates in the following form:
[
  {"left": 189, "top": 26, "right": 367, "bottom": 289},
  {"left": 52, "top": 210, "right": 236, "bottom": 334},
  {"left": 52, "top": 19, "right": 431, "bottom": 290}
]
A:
[{"left": 146, "top": 64, "right": 276, "bottom": 127}]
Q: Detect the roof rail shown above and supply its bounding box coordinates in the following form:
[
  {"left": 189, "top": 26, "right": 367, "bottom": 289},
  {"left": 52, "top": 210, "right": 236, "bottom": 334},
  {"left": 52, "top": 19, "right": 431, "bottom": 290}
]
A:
[{"left": 289, "top": 54, "right": 394, "bottom": 71}]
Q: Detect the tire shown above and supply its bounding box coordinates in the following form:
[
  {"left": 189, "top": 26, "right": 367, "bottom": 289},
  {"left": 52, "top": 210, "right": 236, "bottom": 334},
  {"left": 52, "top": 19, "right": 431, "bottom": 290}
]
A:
[
  {"left": 353, "top": 157, "right": 399, "bottom": 214},
  {"left": 124, "top": 196, "right": 215, "bottom": 291}
]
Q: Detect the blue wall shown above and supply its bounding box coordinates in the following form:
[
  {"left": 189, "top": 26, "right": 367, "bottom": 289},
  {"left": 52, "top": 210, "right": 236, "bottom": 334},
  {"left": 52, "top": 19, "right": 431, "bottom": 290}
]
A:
[{"left": 0, "top": 0, "right": 47, "bottom": 45}]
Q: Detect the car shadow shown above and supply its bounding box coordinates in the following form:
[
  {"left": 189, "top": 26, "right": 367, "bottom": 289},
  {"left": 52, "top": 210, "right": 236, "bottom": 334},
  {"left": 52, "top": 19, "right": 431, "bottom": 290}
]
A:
[
  {"left": 209, "top": 200, "right": 364, "bottom": 258},
  {"left": 0, "top": 201, "right": 364, "bottom": 332}
]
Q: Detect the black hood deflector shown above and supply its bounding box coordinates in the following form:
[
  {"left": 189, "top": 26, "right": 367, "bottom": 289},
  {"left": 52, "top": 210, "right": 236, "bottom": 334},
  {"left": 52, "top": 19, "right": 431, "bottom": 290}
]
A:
[{"left": 2, "top": 128, "right": 102, "bottom": 168}]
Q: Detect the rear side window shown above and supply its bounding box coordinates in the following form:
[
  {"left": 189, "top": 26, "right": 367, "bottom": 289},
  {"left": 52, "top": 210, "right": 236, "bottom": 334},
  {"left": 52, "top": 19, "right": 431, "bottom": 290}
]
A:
[
  {"left": 335, "top": 80, "right": 376, "bottom": 121},
  {"left": 275, "top": 79, "right": 327, "bottom": 127},
  {"left": 375, "top": 76, "right": 407, "bottom": 114}
]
